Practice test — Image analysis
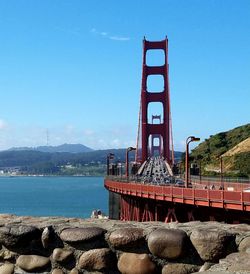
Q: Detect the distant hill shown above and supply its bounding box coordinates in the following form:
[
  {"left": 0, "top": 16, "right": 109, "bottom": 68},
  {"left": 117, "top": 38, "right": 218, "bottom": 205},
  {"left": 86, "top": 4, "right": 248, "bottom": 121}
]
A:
[
  {"left": 0, "top": 149, "right": 182, "bottom": 167},
  {"left": 8, "top": 143, "right": 93, "bottom": 153},
  {"left": 190, "top": 123, "right": 250, "bottom": 177},
  {"left": 0, "top": 148, "right": 183, "bottom": 176},
  {"left": 0, "top": 148, "right": 126, "bottom": 168},
  {"left": 173, "top": 151, "right": 183, "bottom": 161}
]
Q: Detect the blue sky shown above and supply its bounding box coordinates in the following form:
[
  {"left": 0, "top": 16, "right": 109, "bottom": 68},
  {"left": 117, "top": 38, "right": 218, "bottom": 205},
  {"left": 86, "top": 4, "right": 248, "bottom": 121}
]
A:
[{"left": 0, "top": 0, "right": 249, "bottom": 151}]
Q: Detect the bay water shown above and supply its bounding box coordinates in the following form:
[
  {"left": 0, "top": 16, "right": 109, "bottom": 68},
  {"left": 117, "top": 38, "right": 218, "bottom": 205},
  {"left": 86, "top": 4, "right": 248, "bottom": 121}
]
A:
[{"left": 0, "top": 176, "right": 108, "bottom": 218}]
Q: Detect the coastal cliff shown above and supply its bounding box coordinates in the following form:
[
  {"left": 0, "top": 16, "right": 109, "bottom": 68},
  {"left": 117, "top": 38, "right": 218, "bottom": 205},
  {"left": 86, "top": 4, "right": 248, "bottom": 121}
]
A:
[{"left": 0, "top": 214, "right": 250, "bottom": 273}]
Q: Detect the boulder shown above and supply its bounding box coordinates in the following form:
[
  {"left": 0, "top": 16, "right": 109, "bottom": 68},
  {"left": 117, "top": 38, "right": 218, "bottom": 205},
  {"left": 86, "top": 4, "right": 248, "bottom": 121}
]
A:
[
  {"left": 0, "top": 225, "right": 41, "bottom": 248},
  {"left": 0, "top": 263, "right": 15, "bottom": 274},
  {"left": 52, "top": 269, "right": 64, "bottom": 274},
  {"left": 118, "top": 252, "right": 156, "bottom": 274},
  {"left": 60, "top": 227, "right": 105, "bottom": 243},
  {"left": 41, "top": 227, "right": 51, "bottom": 248},
  {"left": 162, "top": 263, "right": 200, "bottom": 274},
  {"left": 190, "top": 228, "right": 235, "bottom": 262},
  {"left": 198, "top": 252, "right": 250, "bottom": 273},
  {"left": 193, "top": 271, "right": 234, "bottom": 274},
  {"left": 109, "top": 227, "right": 144, "bottom": 248},
  {"left": 52, "top": 248, "right": 73, "bottom": 262},
  {"left": 0, "top": 250, "right": 16, "bottom": 260},
  {"left": 69, "top": 268, "right": 78, "bottom": 274},
  {"left": 198, "top": 262, "right": 214, "bottom": 272},
  {"left": 148, "top": 228, "right": 187, "bottom": 259},
  {"left": 220, "top": 252, "right": 250, "bottom": 272},
  {"left": 78, "top": 248, "right": 115, "bottom": 271},
  {"left": 16, "top": 255, "right": 50, "bottom": 272},
  {"left": 238, "top": 236, "right": 250, "bottom": 253}
]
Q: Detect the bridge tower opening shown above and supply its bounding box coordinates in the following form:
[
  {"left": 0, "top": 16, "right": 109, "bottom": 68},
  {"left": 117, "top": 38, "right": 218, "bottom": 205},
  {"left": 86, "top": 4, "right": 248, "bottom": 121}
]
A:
[
  {"left": 136, "top": 37, "right": 173, "bottom": 165},
  {"left": 150, "top": 115, "right": 162, "bottom": 157}
]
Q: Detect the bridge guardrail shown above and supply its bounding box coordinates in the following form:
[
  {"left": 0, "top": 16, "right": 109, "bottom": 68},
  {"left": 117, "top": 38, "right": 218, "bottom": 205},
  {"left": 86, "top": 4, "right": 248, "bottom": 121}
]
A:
[
  {"left": 184, "top": 175, "right": 250, "bottom": 183},
  {"left": 105, "top": 175, "right": 250, "bottom": 192},
  {"left": 104, "top": 179, "right": 250, "bottom": 212}
]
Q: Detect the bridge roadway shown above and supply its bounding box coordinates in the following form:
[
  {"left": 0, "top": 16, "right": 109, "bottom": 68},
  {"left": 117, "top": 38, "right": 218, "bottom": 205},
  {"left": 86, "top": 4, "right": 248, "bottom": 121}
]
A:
[{"left": 104, "top": 157, "right": 250, "bottom": 223}]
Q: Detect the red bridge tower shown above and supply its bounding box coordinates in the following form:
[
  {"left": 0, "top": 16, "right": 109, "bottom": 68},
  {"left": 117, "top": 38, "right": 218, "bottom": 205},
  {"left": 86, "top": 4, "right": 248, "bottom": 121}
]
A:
[
  {"left": 136, "top": 37, "right": 173, "bottom": 164},
  {"left": 105, "top": 37, "right": 250, "bottom": 224}
]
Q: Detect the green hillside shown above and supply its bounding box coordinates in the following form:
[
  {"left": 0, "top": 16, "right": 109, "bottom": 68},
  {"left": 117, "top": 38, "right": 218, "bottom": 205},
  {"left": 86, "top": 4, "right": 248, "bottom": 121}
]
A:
[
  {"left": 0, "top": 149, "right": 129, "bottom": 176},
  {"left": 190, "top": 123, "right": 250, "bottom": 177},
  {"left": 0, "top": 148, "right": 183, "bottom": 176}
]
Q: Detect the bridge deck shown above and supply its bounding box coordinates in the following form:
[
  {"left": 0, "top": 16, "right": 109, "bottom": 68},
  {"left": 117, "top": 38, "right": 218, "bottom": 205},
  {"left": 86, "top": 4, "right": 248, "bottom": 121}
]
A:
[{"left": 105, "top": 179, "right": 250, "bottom": 212}]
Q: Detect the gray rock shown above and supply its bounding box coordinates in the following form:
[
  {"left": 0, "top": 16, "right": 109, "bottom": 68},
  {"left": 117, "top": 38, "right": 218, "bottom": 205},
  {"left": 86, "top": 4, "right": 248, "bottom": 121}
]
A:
[
  {"left": 14, "top": 268, "right": 51, "bottom": 274},
  {"left": 0, "top": 250, "right": 16, "bottom": 260},
  {"left": 162, "top": 263, "right": 200, "bottom": 274},
  {"left": 217, "top": 252, "right": 250, "bottom": 272},
  {"left": 193, "top": 271, "right": 234, "bottom": 274},
  {"left": 0, "top": 225, "right": 41, "bottom": 248},
  {"left": 16, "top": 255, "right": 50, "bottom": 272},
  {"left": 190, "top": 228, "right": 235, "bottom": 262},
  {"left": 78, "top": 248, "right": 116, "bottom": 271},
  {"left": 52, "top": 248, "right": 73, "bottom": 262},
  {"left": 238, "top": 236, "right": 250, "bottom": 253},
  {"left": 109, "top": 227, "right": 144, "bottom": 248},
  {"left": 52, "top": 269, "right": 64, "bottom": 274},
  {"left": 41, "top": 227, "right": 50, "bottom": 248},
  {"left": 69, "top": 268, "right": 78, "bottom": 274},
  {"left": 148, "top": 228, "right": 187, "bottom": 259},
  {"left": 60, "top": 227, "right": 105, "bottom": 243},
  {"left": 198, "top": 262, "right": 214, "bottom": 272},
  {"left": 0, "top": 263, "right": 15, "bottom": 274},
  {"left": 118, "top": 252, "right": 156, "bottom": 274}
]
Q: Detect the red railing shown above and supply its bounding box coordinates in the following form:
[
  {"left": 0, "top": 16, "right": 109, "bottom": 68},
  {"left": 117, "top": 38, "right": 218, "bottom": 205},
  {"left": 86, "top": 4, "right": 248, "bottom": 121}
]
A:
[{"left": 105, "top": 179, "right": 250, "bottom": 212}]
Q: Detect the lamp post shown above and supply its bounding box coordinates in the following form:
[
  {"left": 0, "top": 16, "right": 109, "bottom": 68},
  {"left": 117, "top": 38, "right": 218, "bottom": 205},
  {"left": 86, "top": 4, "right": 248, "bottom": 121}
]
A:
[
  {"left": 199, "top": 160, "right": 202, "bottom": 184},
  {"left": 179, "top": 161, "right": 182, "bottom": 177},
  {"left": 220, "top": 156, "right": 223, "bottom": 189},
  {"left": 185, "top": 136, "right": 200, "bottom": 188},
  {"left": 126, "top": 147, "right": 136, "bottom": 178},
  {"left": 106, "top": 153, "right": 114, "bottom": 176}
]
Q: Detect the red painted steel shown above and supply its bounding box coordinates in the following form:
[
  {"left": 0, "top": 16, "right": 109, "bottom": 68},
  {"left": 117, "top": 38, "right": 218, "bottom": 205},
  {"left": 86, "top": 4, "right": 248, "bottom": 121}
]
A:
[
  {"left": 107, "top": 38, "right": 250, "bottom": 222},
  {"left": 165, "top": 208, "right": 178, "bottom": 223},
  {"left": 136, "top": 38, "right": 171, "bottom": 164},
  {"left": 151, "top": 115, "right": 162, "bottom": 156},
  {"left": 104, "top": 179, "right": 250, "bottom": 212}
]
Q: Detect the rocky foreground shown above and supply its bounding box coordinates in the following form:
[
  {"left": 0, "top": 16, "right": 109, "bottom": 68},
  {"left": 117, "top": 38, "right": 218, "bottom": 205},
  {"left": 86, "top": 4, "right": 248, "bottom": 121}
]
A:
[{"left": 0, "top": 215, "right": 250, "bottom": 273}]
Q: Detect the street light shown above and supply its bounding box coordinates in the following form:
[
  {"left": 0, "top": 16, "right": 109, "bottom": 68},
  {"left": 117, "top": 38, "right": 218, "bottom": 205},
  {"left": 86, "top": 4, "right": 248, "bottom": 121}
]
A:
[
  {"left": 185, "top": 136, "right": 200, "bottom": 188},
  {"left": 126, "top": 147, "right": 136, "bottom": 178},
  {"left": 106, "top": 153, "right": 114, "bottom": 176},
  {"left": 220, "top": 156, "right": 225, "bottom": 189}
]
